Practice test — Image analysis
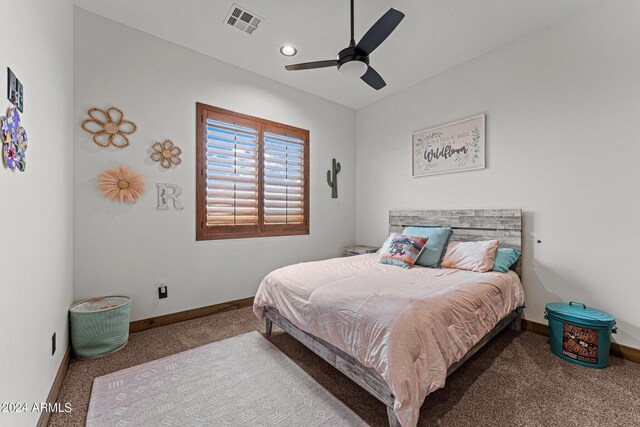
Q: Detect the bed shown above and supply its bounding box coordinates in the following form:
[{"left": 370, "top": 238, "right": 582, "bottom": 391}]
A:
[{"left": 254, "top": 209, "right": 525, "bottom": 427}]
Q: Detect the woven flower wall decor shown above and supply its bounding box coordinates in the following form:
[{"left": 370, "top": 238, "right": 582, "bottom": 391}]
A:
[
  {"left": 150, "top": 140, "right": 182, "bottom": 169},
  {"left": 81, "top": 107, "right": 137, "bottom": 148},
  {"left": 1, "top": 107, "right": 28, "bottom": 171},
  {"left": 98, "top": 165, "right": 145, "bottom": 203}
]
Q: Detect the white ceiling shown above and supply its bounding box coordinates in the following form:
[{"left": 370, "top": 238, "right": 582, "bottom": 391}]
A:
[{"left": 73, "top": 0, "right": 600, "bottom": 109}]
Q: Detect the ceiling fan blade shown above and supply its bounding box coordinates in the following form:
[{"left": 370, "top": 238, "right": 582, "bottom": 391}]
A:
[
  {"left": 361, "top": 66, "right": 386, "bottom": 90},
  {"left": 356, "top": 8, "right": 405, "bottom": 55},
  {"left": 285, "top": 60, "right": 338, "bottom": 71}
]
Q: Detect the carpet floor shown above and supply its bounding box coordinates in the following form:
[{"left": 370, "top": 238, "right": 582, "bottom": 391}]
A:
[{"left": 50, "top": 307, "right": 640, "bottom": 427}]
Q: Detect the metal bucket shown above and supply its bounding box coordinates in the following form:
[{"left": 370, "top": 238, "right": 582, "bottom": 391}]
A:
[{"left": 545, "top": 301, "right": 616, "bottom": 368}]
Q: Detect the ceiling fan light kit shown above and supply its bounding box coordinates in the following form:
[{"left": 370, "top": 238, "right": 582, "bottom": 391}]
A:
[
  {"left": 284, "top": 0, "right": 405, "bottom": 90},
  {"left": 338, "top": 57, "right": 368, "bottom": 78}
]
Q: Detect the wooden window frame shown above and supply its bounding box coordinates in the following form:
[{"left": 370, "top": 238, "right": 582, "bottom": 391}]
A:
[{"left": 196, "top": 103, "right": 310, "bottom": 241}]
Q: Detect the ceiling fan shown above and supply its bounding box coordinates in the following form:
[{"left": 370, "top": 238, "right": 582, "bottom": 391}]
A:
[{"left": 284, "top": 0, "right": 405, "bottom": 90}]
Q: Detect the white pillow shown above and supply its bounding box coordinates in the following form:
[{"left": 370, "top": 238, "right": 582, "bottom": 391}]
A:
[{"left": 441, "top": 240, "right": 499, "bottom": 272}]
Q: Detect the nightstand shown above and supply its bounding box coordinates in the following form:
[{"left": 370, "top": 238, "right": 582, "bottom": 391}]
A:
[{"left": 343, "top": 245, "right": 380, "bottom": 257}]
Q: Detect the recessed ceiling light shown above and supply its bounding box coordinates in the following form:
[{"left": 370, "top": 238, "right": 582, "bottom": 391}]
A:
[{"left": 280, "top": 45, "right": 297, "bottom": 57}]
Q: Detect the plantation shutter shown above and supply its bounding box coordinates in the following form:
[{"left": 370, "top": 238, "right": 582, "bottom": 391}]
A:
[
  {"left": 197, "top": 104, "right": 309, "bottom": 240},
  {"left": 204, "top": 113, "right": 260, "bottom": 228},
  {"left": 263, "top": 127, "right": 306, "bottom": 226}
]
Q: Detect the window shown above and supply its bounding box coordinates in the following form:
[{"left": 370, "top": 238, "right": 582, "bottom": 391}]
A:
[{"left": 196, "top": 103, "right": 309, "bottom": 240}]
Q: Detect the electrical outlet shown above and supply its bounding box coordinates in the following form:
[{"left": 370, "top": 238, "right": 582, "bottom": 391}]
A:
[
  {"left": 158, "top": 285, "right": 168, "bottom": 299},
  {"left": 52, "top": 332, "right": 56, "bottom": 356}
]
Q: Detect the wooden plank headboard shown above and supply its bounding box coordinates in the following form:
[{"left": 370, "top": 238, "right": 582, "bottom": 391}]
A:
[{"left": 389, "top": 209, "right": 522, "bottom": 275}]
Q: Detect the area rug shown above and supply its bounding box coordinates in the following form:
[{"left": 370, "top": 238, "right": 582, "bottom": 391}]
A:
[{"left": 86, "top": 331, "right": 368, "bottom": 426}]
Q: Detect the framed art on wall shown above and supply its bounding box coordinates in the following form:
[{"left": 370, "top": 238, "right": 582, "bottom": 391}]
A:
[
  {"left": 7, "top": 68, "right": 24, "bottom": 113},
  {"left": 412, "top": 114, "right": 485, "bottom": 177}
]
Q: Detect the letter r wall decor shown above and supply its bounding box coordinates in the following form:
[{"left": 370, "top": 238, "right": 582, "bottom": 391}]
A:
[
  {"left": 156, "top": 183, "right": 184, "bottom": 210},
  {"left": 412, "top": 114, "right": 485, "bottom": 177}
]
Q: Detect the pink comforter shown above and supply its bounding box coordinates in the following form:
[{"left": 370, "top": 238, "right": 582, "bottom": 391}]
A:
[{"left": 253, "top": 254, "right": 525, "bottom": 427}]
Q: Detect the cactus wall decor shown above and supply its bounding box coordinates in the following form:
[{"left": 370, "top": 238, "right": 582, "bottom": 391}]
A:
[{"left": 326, "top": 158, "right": 341, "bottom": 198}]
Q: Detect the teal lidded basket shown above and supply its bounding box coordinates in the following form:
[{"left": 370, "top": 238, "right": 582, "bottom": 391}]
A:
[
  {"left": 545, "top": 301, "right": 616, "bottom": 368},
  {"left": 69, "top": 296, "right": 132, "bottom": 360}
]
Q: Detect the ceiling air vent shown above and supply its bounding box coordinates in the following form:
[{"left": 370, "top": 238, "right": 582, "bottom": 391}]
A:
[{"left": 225, "top": 4, "right": 263, "bottom": 35}]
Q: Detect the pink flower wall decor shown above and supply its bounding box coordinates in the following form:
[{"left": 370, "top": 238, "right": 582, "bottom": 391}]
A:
[{"left": 98, "top": 165, "right": 145, "bottom": 203}]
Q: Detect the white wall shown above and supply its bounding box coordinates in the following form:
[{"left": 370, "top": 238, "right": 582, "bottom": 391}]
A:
[
  {"left": 73, "top": 9, "right": 357, "bottom": 322},
  {"left": 356, "top": 0, "right": 640, "bottom": 348},
  {"left": 0, "top": 1, "right": 73, "bottom": 426}
]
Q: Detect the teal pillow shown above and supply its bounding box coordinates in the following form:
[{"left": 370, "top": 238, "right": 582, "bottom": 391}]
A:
[
  {"left": 402, "top": 226, "right": 453, "bottom": 268},
  {"left": 492, "top": 248, "right": 521, "bottom": 273}
]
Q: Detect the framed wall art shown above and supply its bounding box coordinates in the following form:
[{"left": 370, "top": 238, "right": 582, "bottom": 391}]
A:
[
  {"left": 7, "top": 68, "right": 24, "bottom": 113},
  {"left": 412, "top": 114, "right": 485, "bottom": 177}
]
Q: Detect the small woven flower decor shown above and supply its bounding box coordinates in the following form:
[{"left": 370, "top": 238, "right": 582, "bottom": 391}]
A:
[
  {"left": 150, "top": 140, "right": 182, "bottom": 169},
  {"left": 98, "top": 165, "right": 145, "bottom": 203},
  {"left": 81, "top": 107, "right": 137, "bottom": 148}
]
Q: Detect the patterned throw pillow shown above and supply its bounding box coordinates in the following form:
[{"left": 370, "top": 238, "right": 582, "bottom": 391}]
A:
[
  {"left": 377, "top": 232, "right": 398, "bottom": 254},
  {"left": 379, "top": 235, "right": 428, "bottom": 269},
  {"left": 402, "top": 226, "right": 453, "bottom": 268}
]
